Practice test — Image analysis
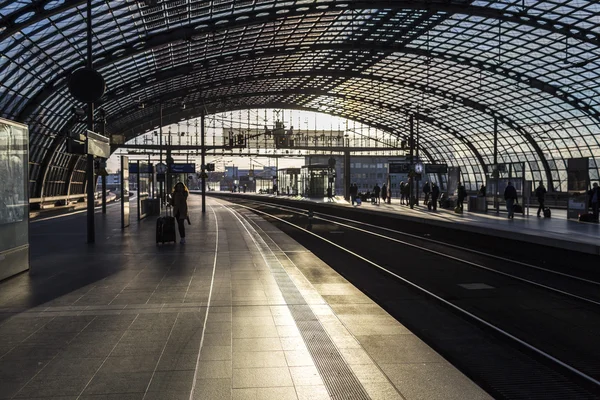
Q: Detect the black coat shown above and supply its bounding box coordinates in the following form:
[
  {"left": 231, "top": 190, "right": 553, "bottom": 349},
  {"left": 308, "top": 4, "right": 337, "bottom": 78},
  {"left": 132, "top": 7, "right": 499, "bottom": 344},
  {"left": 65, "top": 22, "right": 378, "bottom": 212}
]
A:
[{"left": 504, "top": 185, "right": 517, "bottom": 200}]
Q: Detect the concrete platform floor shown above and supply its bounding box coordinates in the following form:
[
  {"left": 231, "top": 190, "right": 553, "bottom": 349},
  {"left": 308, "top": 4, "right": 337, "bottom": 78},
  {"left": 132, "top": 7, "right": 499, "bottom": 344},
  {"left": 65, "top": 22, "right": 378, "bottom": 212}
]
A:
[{"left": 0, "top": 196, "right": 491, "bottom": 400}]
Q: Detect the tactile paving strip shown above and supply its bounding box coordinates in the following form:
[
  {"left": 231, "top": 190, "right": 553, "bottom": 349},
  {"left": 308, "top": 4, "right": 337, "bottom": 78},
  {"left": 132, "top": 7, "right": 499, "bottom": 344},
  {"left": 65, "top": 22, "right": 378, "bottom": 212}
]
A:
[{"left": 236, "top": 209, "right": 371, "bottom": 400}]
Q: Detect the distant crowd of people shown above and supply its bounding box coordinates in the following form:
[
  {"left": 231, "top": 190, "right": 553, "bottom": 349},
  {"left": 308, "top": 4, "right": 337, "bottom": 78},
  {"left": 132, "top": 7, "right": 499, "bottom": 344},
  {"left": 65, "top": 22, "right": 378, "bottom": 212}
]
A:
[{"left": 344, "top": 179, "right": 599, "bottom": 222}]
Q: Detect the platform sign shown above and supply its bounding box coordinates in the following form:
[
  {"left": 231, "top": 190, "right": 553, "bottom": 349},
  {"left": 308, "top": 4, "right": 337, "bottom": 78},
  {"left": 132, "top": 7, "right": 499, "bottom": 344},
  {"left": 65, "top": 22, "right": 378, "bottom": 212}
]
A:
[
  {"left": 86, "top": 130, "right": 110, "bottom": 159},
  {"left": 389, "top": 163, "right": 410, "bottom": 174},
  {"left": 129, "top": 163, "right": 154, "bottom": 174},
  {"left": 121, "top": 156, "right": 130, "bottom": 229},
  {"left": 170, "top": 163, "right": 195, "bottom": 173},
  {"left": 425, "top": 164, "right": 448, "bottom": 174}
]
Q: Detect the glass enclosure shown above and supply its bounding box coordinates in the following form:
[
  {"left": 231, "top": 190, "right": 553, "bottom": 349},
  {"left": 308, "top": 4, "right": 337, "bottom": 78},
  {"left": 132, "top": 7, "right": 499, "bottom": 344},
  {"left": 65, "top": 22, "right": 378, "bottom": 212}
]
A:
[{"left": 0, "top": 118, "right": 29, "bottom": 280}]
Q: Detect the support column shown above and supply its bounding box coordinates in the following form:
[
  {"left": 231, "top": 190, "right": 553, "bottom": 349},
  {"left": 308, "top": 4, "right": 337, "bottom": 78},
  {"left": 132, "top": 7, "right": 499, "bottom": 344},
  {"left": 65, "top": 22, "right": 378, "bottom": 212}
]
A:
[
  {"left": 159, "top": 104, "right": 164, "bottom": 207},
  {"left": 85, "top": 0, "right": 95, "bottom": 243},
  {"left": 344, "top": 150, "right": 351, "bottom": 201},
  {"left": 201, "top": 111, "right": 206, "bottom": 214},
  {"left": 101, "top": 175, "right": 106, "bottom": 214},
  {"left": 493, "top": 117, "right": 499, "bottom": 214},
  {"left": 409, "top": 114, "right": 415, "bottom": 209}
]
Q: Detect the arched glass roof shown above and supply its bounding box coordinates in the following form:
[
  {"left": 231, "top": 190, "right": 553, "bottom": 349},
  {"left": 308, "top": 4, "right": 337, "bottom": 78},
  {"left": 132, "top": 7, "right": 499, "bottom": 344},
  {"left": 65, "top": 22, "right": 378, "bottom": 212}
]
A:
[{"left": 1, "top": 0, "right": 599, "bottom": 197}]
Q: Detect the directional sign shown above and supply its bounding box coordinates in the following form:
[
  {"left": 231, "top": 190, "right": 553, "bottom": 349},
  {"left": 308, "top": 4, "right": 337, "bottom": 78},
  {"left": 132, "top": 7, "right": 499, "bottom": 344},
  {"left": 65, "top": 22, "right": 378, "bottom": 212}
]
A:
[
  {"left": 389, "top": 163, "right": 410, "bottom": 174},
  {"left": 170, "top": 163, "right": 196, "bottom": 173}
]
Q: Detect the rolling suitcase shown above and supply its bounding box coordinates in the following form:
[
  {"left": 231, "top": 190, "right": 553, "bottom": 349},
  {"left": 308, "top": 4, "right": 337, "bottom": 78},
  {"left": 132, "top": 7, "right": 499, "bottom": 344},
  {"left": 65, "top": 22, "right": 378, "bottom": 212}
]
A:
[
  {"left": 513, "top": 204, "right": 523, "bottom": 213},
  {"left": 579, "top": 213, "right": 596, "bottom": 223},
  {"left": 156, "top": 206, "right": 176, "bottom": 244},
  {"left": 543, "top": 207, "right": 551, "bottom": 218}
]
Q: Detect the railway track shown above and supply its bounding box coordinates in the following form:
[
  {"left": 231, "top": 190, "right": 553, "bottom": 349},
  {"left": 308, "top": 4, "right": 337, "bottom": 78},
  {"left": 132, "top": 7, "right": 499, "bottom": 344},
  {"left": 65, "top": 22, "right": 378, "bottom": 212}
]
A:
[{"left": 215, "top": 196, "right": 600, "bottom": 399}]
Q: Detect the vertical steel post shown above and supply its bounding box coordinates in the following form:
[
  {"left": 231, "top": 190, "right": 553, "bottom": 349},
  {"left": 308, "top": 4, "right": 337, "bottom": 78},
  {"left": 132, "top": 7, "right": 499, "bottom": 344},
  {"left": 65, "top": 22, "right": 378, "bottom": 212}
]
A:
[
  {"left": 86, "top": 0, "right": 95, "bottom": 243},
  {"left": 201, "top": 111, "right": 206, "bottom": 213},
  {"left": 493, "top": 117, "right": 498, "bottom": 213},
  {"left": 415, "top": 116, "right": 419, "bottom": 206},
  {"left": 344, "top": 150, "right": 351, "bottom": 201},
  {"left": 409, "top": 114, "right": 414, "bottom": 209},
  {"left": 159, "top": 104, "right": 164, "bottom": 207},
  {"left": 100, "top": 119, "right": 106, "bottom": 214},
  {"left": 101, "top": 175, "right": 106, "bottom": 214}
]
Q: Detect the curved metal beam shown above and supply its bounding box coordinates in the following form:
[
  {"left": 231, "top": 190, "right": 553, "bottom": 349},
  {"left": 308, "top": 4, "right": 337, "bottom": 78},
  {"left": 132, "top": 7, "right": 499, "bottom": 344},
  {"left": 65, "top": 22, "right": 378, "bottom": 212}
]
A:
[
  {"left": 118, "top": 87, "right": 552, "bottom": 185},
  {"left": 5, "top": 0, "right": 597, "bottom": 56},
  {"left": 112, "top": 90, "right": 487, "bottom": 177},
  {"left": 20, "top": 42, "right": 597, "bottom": 128},
  {"left": 115, "top": 101, "right": 443, "bottom": 170}
]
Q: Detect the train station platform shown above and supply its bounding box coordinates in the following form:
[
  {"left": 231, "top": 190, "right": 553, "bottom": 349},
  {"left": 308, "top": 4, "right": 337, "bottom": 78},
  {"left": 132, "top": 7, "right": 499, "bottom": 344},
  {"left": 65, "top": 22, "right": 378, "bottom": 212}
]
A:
[
  {"left": 0, "top": 196, "right": 491, "bottom": 400},
  {"left": 215, "top": 193, "right": 600, "bottom": 255}
]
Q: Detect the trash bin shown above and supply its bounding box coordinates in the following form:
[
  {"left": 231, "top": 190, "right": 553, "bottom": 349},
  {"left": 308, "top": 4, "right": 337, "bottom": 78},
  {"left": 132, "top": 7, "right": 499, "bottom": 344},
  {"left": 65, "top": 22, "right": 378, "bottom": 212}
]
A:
[{"left": 468, "top": 196, "right": 487, "bottom": 212}]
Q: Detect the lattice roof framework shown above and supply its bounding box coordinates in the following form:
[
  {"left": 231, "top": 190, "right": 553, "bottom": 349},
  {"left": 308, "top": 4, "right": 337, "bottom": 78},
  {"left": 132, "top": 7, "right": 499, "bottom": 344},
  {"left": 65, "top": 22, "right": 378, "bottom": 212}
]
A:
[{"left": 1, "top": 0, "right": 599, "bottom": 197}]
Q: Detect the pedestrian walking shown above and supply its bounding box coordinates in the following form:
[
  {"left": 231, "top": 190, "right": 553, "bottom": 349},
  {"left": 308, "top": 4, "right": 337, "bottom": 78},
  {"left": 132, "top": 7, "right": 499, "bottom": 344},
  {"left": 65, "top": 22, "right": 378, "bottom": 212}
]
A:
[{"left": 170, "top": 182, "right": 189, "bottom": 244}]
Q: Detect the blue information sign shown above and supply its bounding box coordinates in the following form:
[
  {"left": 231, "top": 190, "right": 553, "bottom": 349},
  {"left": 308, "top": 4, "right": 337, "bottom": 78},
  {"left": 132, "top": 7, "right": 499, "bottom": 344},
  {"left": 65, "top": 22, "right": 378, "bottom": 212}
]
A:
[
  {"left": 170, "top": 163, "right": 196, "bottom": 173},
  {"left": 129, "top": 163, "right": 154, "bottom": 174}
]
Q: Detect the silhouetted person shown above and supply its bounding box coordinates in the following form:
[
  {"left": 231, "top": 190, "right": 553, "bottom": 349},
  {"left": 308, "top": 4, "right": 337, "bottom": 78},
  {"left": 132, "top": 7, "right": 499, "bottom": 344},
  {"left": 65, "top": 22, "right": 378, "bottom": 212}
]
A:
[
  {"left": 423, "top": 181, "right": 430, "bottom": 204},
  {"left": 431, "top": 183, "right": 440, "bottom": 211},
  {"left": 504, "top": 181, "right": 518, "bottom": 219},
  {"left": 478, "top": 185, "right": 486, "bottom": 197},
  {"left": 535, "top": 181, "right": 547, "bottom": 217},
  {"left": 589, "top": 182, "right": 599, "bottom": 222},
  {"left": 456, "top": 182, "right": 467, "bottom": 212},
  {"left": 381, "top": 184, "right": 388, "bottom": 203},
  {"left": 373, "top": 183, "right": 381, "bottom": 204}
]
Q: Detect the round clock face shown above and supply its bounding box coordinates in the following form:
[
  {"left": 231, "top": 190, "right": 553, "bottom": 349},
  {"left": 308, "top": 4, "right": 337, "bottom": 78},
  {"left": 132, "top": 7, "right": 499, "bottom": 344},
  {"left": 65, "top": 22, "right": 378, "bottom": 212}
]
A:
[
  {"left": 415, "top": 162, "right": 424, "bottom": 174},
  {"left": 156, "top": 163, "right": 167, "bottom": 174}
]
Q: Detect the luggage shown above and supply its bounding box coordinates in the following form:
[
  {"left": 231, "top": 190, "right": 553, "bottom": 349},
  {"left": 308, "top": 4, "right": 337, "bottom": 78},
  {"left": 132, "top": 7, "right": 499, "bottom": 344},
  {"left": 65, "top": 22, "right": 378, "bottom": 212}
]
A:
[
  {"left": 454, "top": 205, "right": 462, "bottom": 214},
  {"left": 356, "top": 198, "right": 362, "bottom": 206},
  {"left": 156, "top": 206, "right": 176, "bottom": 244},
  {"left": 579, "top": 213, "right": 596, "bottom": 223},
  {"left": 513, "top": 204, "right": 523, "bottom": 213},
  {"left": 427, "top": 201, "right": 432, "bottom": 211},
  {"left": 543, "top": 207, "right": 551, "bottom": 218}
]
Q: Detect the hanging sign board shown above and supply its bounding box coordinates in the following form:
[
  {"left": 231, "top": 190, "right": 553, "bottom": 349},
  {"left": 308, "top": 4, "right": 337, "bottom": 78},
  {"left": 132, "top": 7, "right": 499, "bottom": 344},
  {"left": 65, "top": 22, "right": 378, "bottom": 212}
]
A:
[
  {"left": 170, "top": 163, "right": 196, "bottom": 173},
  {"left": 425, "top": 164, "right": 448, "bottom": 174},
  {"left": 86, "top": 130, "right": 110, "bottom": 159},
  {"left": 389, "top": 163, "right": 411, "bottom": 174}
]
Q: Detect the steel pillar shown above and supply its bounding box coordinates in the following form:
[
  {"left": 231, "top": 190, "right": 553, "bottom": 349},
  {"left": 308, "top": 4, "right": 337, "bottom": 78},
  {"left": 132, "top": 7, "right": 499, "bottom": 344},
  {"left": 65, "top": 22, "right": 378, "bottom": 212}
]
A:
[
  {"left": 344, "top": 150, "right": 351, "bottom": 201},
  {"left": 201, "top": 111, "right": 206, "bottom": 214},
  {"left": 85, "top": 0, "right": 95, "bottom": 243}
]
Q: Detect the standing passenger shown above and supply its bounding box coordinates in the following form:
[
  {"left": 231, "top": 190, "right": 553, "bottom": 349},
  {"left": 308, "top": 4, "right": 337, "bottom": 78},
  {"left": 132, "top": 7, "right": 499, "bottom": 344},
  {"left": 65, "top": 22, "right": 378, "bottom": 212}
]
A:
[
  {"left": 589, "top": 182, "right": 599, "bottom": 222},
  {"left": 504, "top": 181, "right": 518, "bottom": 219},
  {"left": 381, "top": 183, "right": 388, "bottom": 204},
  {"left": 349, "top": 183, "right": 358, "bottom": 205},
  {"left": 535, "top": 181, "right": 547, "bottom": 217},
  {"left": 373, "top": 183, "right": 381, "bottom": 204},
  {"left": 423, "top": 181, "right": 431, "bottom": 205},
  {"left": 456, "top": 182, "right": 467, "bottom": 212},
  {"left": 399, "top": 181, "right": 406, "bottom": 205},
  {"left": 431, "top": 183, "right": 440, "bottom": 210}
]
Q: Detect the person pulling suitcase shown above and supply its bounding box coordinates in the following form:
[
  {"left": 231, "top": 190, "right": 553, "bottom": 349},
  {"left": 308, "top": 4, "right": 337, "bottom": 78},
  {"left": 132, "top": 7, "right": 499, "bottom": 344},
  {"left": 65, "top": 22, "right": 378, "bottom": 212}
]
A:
[{"left": 170, "top": 182, "right": 189, "bottom": 244}]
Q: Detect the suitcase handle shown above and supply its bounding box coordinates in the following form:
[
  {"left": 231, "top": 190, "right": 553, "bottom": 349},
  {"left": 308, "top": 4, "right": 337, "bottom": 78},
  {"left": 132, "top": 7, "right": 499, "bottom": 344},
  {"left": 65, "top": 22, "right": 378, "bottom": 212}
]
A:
[{"left": 165, "top": 204, "right": 173, "bottom": 217}]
